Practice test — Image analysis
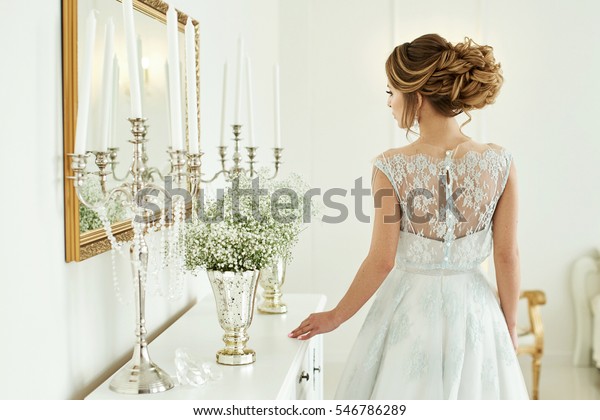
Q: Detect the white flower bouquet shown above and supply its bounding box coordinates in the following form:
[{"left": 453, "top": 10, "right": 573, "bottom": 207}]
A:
[{"left": 183, "top": 169, "right": 317, "bottom": 273}]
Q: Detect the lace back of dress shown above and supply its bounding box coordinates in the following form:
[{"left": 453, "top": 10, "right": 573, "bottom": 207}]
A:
[{"left": 373, "top": 143, "right": 512, "bottom": 243}]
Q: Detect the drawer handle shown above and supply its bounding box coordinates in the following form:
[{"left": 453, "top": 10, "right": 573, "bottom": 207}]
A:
[
  {"left": 313, "top": 366, "right": 321, "bottom": 374},
  {"left": 299, "top": 371, "right": 310, "bottom": 383}
]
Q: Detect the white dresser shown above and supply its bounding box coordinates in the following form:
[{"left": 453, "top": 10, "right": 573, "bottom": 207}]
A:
[{"left": 86, "top": 293, "right": 326, "bottom": 400}]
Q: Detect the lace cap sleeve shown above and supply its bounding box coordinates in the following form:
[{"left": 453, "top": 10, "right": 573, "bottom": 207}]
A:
[
  {"left": 372, "top": 153, "right": 401, "bottom": 201},
  {"left": 497, "top": 148, "right": 513, "bottom": 198}
]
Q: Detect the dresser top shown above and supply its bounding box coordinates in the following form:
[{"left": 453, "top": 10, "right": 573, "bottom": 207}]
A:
[{"left": 86, "top": 293, "right": 327, "bottom": 400}]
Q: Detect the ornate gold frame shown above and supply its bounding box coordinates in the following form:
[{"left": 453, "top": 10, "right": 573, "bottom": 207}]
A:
[{"left": 62, "top": 0, "right": 200, "bottom": 262}]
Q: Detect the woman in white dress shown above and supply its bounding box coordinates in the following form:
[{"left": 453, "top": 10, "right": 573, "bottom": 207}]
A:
[{"left": 289, "top": 34, "right": 529, "bottom": 399}]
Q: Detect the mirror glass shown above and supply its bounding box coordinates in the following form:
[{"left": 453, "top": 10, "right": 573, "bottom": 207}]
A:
[{"left": 63, "top": 0, "right": 198, "bottom": 261}]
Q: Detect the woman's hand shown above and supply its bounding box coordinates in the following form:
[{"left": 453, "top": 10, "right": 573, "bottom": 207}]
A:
[{"left": 288, "top": 310, "right": 341, "bottom": 340}]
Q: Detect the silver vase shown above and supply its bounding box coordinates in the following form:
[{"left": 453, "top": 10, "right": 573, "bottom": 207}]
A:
[
  {"left": 207, "top": 270, "right": 260, "bottom": 365},
  {"left": 257, "top": 257, "right": 287, "bottom": 314}
]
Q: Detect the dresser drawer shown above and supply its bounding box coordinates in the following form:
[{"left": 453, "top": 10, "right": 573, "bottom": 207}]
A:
[{"left": 295, "top": 335, "right": 323, "bottom": 399}]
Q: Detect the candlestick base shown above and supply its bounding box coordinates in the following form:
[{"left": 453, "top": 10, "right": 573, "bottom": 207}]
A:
[{"left": 109, "top": 357, "right": 174, "bottom": 395}]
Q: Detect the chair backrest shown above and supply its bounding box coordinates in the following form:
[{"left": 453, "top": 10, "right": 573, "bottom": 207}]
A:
[{"left": 571, "top": 251, "right": 600, "bottom": 366}]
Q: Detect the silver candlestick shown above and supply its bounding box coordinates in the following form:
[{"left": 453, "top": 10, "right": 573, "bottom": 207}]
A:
[
  {"left": 110, "top": 118, "right": 172, "bottom": 394},
  {"left": 69, "top": 117, "right": 197, "bottom": 395}
]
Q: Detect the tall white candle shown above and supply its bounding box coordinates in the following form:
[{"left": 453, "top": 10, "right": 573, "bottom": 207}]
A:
[
  {"left": 99, "top": 19, "right": 115, "bottom": 151},
  {"left": 233, "top": 36, "right": 244, "bottom": 125},
  {"left": 164, "top": 60, "right": 173, "bottom": 148},
  {"left": 219, "top": 62, "right": 228, "bottom": 147},
  {"left": 137, "top": 35, "right": 145, "bottom": 105},
  {"left": 274, "top": 63, "right": 281, "bottom": 148},
  {"left": 122, "top": 0, "right": 142, "bottom": 117},
  {"left": 245, "top": 56, "right": 255, "bottom": 147},
  {"left": 185, "top": 18, "right": 199, "bottom": 154},
  {"left": 110, "top": 57, "right": 119, "bottom": 149},
  {"left": 167, "top": 5, "right": 183, "bottom": 150},
  {"left": 74, "top": 10, "right": 96, "bottom": 155}
]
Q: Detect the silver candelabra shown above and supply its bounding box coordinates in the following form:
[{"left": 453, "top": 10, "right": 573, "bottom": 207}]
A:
[
  {"left": 68, "top": 120, "right": 282, "bottom": 394},
  {"left": 68, "top": 117, "right": 200, "bottom": 395},
  {"left": 201, "top": 124, "right": 283, "bottom": 183}
]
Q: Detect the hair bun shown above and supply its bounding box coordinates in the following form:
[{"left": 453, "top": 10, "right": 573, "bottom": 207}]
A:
[
  {"left": 430, "top": 37, "right": 503, "bottom": 111},
  {"left": 386, "top": 34, "right": 503, "bottom": 129}
]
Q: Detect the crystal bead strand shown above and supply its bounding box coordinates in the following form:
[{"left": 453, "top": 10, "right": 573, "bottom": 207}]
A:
[
  {"left": 131, "top": 218, "right": 145, "bottom": 290},
  {"left": 148, "top": 195, "right": 164, "bottom": 293},
  {"left": 157, "top": 205, "right": 168, "bottom": 297},
  {"left": 171, "top": 197, "right": 185, "bottom": 300},
  {"left": 109, "top": 247, "right": 132, "bottom": 305},
  {"left": 166, "top": 197, "right": 179, "bottom": 300},
  {"left": 146, "top": 229, "right": 161, "bottom": 297},
  {"left": 97, "top": 208, "right": 132, "bottom": 304}
]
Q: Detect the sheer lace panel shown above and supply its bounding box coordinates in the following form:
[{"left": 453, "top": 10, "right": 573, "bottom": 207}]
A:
[{"left": 372, "top": 142, "right": 512, "bottom": 242}]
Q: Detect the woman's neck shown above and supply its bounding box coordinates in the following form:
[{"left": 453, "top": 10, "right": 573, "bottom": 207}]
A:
[{"left": 416, "top": 107, "right": 470, "bottom": 148}]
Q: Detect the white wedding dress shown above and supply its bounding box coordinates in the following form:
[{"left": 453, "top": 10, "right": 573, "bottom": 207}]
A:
[{"left": 334, "top": 142, "right": 530, "bottom": 400}]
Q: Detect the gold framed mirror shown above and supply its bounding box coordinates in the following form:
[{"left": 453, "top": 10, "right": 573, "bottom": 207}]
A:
[{"left": 62, "top": 0, "right": 199, "bottom": 262}]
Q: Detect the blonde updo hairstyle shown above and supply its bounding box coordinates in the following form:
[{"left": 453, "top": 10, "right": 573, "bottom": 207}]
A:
[{"left": 385, "top": 34, "right": 503, "bottom": 130}]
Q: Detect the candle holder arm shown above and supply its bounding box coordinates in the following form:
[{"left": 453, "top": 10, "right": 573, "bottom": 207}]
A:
[
  {"left": 75, "top": 183, "right": 134, "bottom": 213},
  {"left": 69, "top": 153, "right": 134, "bottom": 210},
  {"left": 200, "top": 169, "right": 228, "bottom": 184},
  {"left": 108, "top": 148, "right": 132, "bottom": 182},
  {"left": 267, "top": 147, "right": 284, "bottom": 180},
  {"left": 145, "top": 167, "right": 166, "bottom": 182}
]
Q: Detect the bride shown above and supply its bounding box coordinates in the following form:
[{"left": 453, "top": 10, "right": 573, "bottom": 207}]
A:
[{"left": 289, "top": 33, "right": 529, "bottom": 399}]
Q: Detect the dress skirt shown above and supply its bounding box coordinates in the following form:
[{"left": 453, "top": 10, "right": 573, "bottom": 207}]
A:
[{"left": 334, "top": 266, "right": 530, "bottom": 400}]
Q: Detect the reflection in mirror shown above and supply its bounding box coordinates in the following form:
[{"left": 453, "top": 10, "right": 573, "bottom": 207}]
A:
[{"left": 63, "top": 0, "right": 198, "bottom": 261}]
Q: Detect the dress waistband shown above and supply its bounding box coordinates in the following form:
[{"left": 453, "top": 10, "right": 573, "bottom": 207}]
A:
[{"left": 397, "top": 265, "right": 483, "bottom": 277}]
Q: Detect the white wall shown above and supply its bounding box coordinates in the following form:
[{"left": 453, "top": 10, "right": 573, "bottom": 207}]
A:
[
  {"left": 483, "top": 0, "right": 600, "bottom": 364},
  {"left": 0, "top": 0, "right": 279, "bottom": 399}
]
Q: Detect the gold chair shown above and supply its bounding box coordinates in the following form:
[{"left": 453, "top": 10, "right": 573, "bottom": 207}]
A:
[{"left": 516, "top": 290, "right": 546, "bottom": 400}]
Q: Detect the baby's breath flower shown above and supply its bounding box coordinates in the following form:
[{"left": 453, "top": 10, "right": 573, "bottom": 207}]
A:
[
  {"left": 184, "top": 170, "right": 318, "bottom": 272},
  {"left": 78, "top": 177, "right": 128, "bottom": 232}
]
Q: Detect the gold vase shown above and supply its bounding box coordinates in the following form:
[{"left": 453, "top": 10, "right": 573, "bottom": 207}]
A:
[
  {"left": 207, "top": 270, "right": 260, "bottom": 365},
  {"left": 257, "top": 257, "right": 287, "bottom": 314}
]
